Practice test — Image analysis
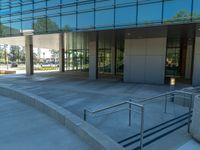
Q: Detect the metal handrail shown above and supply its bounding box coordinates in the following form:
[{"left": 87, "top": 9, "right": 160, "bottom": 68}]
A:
[
  {"left": 84, "top": 101, "right": 145, "bottom": 150},
  {"left": 138, "top": 90, "right": 192, "bottom": 103},
  {"left": 85, "top": 101, "right": 127, "bottom": 114},
  {"left": 83, "top": 89, "right": 194, "bottom": 150}
]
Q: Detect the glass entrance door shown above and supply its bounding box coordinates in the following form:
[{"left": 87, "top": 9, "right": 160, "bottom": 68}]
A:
[
  {"left": 98, "top": 48, "right": 111, "bottom": 73},
  {"left": 165, "top": 38, "right": 181, "bottom": 77},
  {"left": 66, "top": 49, "right": 89, "bottom": 71}
]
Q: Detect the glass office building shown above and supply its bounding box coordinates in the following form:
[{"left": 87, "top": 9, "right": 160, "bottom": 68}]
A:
[{"left": 0, "top": 0, "right": 200, "bottom": 85}]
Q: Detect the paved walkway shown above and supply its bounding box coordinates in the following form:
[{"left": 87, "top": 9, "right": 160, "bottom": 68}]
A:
[
  {"left": 0, "top": 95, "right": 91, "bottom": 150},
  {"left": 0, "top": 72, "right": 197, "bottom": 150},
  {"left": 177, "top": 140, "right": 200, "bottom": 150}
]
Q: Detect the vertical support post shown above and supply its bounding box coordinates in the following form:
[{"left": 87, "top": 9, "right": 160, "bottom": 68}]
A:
[
  {"left": 89, "top": 32, "right": 98, "bottom": 80},
  {"left": 183, "top": 93, "right": 186, "bottom": 107},
  {"left": 140, "top": 107, "right": 144, "bottom": 150},
  {"left": 84, "top": 109, "right": 87, "bottom": 121},
  {"left": 111, "top": 31, "right": 116, "bottom": 75},
  {"left": 25, "top": 35, "right": 34, "bottom": 75},
  {"left": 59, "top": 33, "right": 65, "bottom": 72},
  {"left": 164, "top": 95, "right": 167, "bottom": 113},
  {"left": 129, "top": 100, "right": 132, "bottom": 126},
  {"left": 188, "top": 102, "right": 192, "bottom": 133}
]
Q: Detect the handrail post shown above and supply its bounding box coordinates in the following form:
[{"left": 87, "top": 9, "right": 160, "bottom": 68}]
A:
[
  {"left": 140, "top": 107, "right": 144, "bottom": 150},
  {"left": 187, "top": 103, "right": 192, "bottom": 133},
  {"left": 164, "top": 95, "right": 167, "bottom": 113},
  {"left": 84, "top": 109, "right": 87, "bottom": 121},
  {"left": 129, "top": 100, "right": 132, "bottom": 126},
  {"left": 171, "top": 93, "right": 175, "bottom": 102}
]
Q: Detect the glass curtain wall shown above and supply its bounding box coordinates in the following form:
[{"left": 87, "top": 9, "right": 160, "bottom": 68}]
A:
[
  {"left": 165, "top": 38, "right": 181, "bottom": 77},
  {"left": 0, "top": 0, "right": 200, "bottom": 37},
  {"left": 165, "top": 26, "right": 195, "bottom": 81},
  {"left": 65, "top": 32, "right": 89, "bottom": 72},
  {"left": 116, "top": 31, "right": 124, "bottom": 75},
  {"left": 98, "top": 31, "right": 112, "bottom": 74}
]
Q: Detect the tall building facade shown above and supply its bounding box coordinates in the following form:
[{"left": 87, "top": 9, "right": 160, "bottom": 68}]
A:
[{"left": 0, "top": 0, "right": 200, "bottom": 85}]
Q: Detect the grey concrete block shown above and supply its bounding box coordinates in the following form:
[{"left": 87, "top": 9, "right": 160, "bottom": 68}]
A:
[{"left": 191, "top": 95, "right": 200, "bottom": 142}]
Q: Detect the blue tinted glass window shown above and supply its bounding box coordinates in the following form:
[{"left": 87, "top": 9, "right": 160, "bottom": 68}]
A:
[
  {"left": 115, "top": 6, "right": 136, "bottom": 26},
  {"left": 11, "top": 15, "right": 21, "bottom": 21},
  {"left": 62, "top": 6, "right": 76, "bottom": 14},
  {"left": 34, "top": 1, "right": 46, "bottom": 9},
  {"left": 62, "top": 0, "right": 76, "bottom": 5},
  {"left": 22, "top": 13, "right": 32, "bottom": 20},
  {"left": 22, "top": 4, "right": 33, "bottom": 11},
  {"left": 34, "top": 11, "right": 46, "bottom": 18},
  {"left": 78, "top": 3, "right": 94, "bottom": 12},
  {"left": 62, "top": 15, "right": 76, "bottom": 31},
  {"left": 193, "top": 0, "right": 200, "bottom": 21},
  {"left": 96, "top": 0, "right": 114, "bottom": 9},
  {"left": 33, "top": 18, "right": 47, "bottom": 33},
  {"left": 11, "top": 21, "right": 21, "bottom": 35},
  {"left": 47, "top": 8, "right": 60, "bottom": 16},
  {"left": 78, "top": 12, "right": 94, "bottom": 29},
  {"left": 1, "top": 17, "right": 9, "bottom": 23},
  {"left": 22, "top": 20, "right": 33, "bottom": 30},
  {"left": 11, "top": 6, "right": 21, "bottom": 14},
  {"left": 164, "top": 0, "right": 192, "bottom": 23},
  {"left": 1, "top": 23, "right": 11, "bottom": 36},
  {"left": 47, "top": 16, "right": 60, "bottom": 32},
  {"left": 1, "top": 8, "right": 10, "bottom": 16},
  {"left": 48, "top": 0, "right": 59, "bottom": 7},
  {"left": 138, "top": 2, "right": 162, "bottom": 24},
  {"left": 96, "top": 9, "right": 114, "bottom": 27},
  {"left": 116, "top": 0, "right": 135, "bottom": 5}
]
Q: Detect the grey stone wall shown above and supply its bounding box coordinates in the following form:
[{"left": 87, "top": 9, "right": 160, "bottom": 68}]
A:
[{"left": 124, "top": 37, "right": 166, "bottom": 84}]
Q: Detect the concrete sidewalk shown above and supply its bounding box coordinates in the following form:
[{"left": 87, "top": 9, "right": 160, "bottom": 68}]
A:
[
  {"left": 0, "top": 95, "right": 92, "bottom": 150},
  {"left": 0, "top": 72, "right": 197, "bottom": 150},
  {"left": 177, "top": 140, "right": 200, "bottom": 150}
]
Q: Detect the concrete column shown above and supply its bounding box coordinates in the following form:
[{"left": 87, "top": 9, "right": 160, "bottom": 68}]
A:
[
  {"left": 25, "top": 35, "right": 33, "bottom": 75},
  {"left": 59, "top": 33, "right": 65, "bottom": 72},
  {"left": 111, "top": 31, "right": 116, "bottom": 75},
  {"left": 185, "top": 40, "right": 193, "bottom": 79},
  {"left": 192, "top": 27, "right": 200, "bottom": 85},
  {"left": 89, "top": 32, "right": 98, "bottom": 80}
]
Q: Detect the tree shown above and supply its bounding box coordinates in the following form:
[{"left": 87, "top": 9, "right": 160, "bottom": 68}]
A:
[
  {"left": 164, "top": 10, "right": 200, "bottom": 24},
  {"left": 0, "top": 24, "right": 20, "bottom": 36},
  {"left": 2, "top": 44, "right": 8, "bottom": 64},
  {"left": 18, "top": 47, "right": 25, "bottom": 63},
  {"left": 0, "top": 46, "right": 5, "bottom": 63},
  {"left": 63, "top": 25, "right": 71, "bottom": 32},
  {"left": 33, "top": 17, "right": 59, "bottom": 33},
  {"left": 49, "top": 49, "right": 59, "bottom": 64},
  {"left": 0, "top": 24, "right": 11, "bottom": 36},
  {"left": 9, "top": 45, "right": 20, "bottom": 62},
  {"left": 33, "top": 52, "right": 38, "bottom": 64}
]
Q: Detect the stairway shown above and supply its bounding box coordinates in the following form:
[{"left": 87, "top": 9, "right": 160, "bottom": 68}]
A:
[{"left": 118, "top": 111, "right": 192, "bottom": 150}]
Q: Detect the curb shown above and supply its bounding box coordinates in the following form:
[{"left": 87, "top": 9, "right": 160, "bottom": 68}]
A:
[{"left": 0, "top": 85, "right": 124, "bottom": 150}]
